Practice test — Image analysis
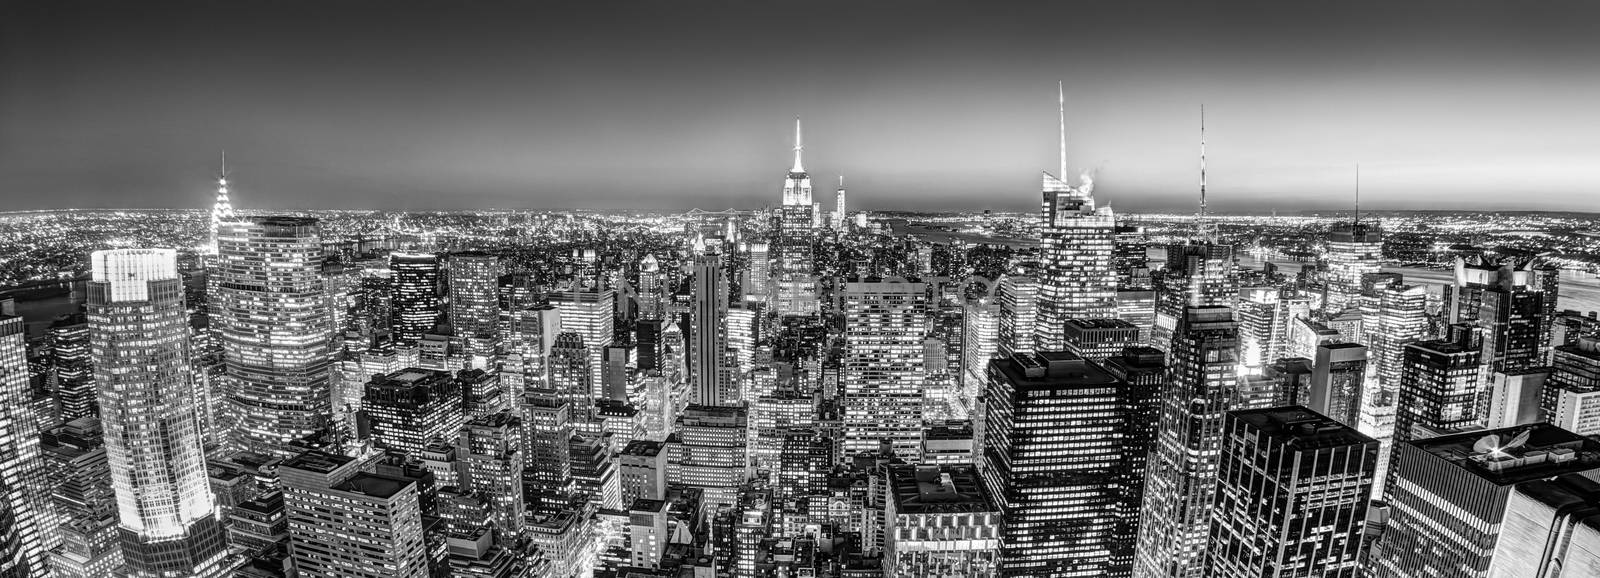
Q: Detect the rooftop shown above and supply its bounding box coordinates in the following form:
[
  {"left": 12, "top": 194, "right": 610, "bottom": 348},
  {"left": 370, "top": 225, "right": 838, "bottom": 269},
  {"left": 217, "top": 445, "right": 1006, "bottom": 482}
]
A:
[
  {"left": 993, "top": 351, "right": 1119, "bottom": 390},
  {"left": 1408, "top": 423, "right": 1600, "bottom": 486},
  {"left": 887, "top": 464, "right": 996, "bottom": 515},
  {"left": 1230, "top": 406, "right": 1376, "bottom": 449},
  {"left": 280, "top": 450, "right": 355, "bottom": 475},
  {"left": 334, "top": 473, "right": 413, "bottom": 499}
]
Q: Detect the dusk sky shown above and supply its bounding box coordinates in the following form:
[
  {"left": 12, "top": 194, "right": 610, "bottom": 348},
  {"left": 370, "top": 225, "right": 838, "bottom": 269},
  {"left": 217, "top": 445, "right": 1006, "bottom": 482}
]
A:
[{"left": 4, "top": 1, "right": 1599, "bottom": 213}]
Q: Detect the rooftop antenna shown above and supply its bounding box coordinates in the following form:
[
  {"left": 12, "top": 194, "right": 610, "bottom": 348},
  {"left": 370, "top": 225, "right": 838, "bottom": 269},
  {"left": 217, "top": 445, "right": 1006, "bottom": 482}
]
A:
[
  {"left": 1198, "top": 104, "right": 1210, "bottom": 242},
  {"left": 1354, "top": 163, "right": 1361, "bottom": 225},
  {"left": 1058, "top": 81, "right": 1067, "bottom": 181},
  {"left": 791, "top": 117, "right": 804, "bottom": 174}
]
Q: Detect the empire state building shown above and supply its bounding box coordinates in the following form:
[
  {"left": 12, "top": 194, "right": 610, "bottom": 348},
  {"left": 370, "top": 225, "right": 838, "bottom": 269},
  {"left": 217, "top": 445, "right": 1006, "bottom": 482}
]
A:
[{"left": 774, "top": 118, "right": 821, "bottom": 316}]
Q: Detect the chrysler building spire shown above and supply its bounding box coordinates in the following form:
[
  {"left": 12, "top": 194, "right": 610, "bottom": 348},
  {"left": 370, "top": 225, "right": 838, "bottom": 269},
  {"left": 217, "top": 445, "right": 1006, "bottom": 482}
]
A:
[{"left": 208, "top": 150, "right": 236, "bottom": 254}]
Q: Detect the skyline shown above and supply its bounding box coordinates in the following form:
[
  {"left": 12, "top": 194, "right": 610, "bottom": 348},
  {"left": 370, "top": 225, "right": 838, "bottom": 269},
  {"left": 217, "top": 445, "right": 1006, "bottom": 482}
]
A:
[{"left": 5, "top": 1, "right": 1600, "bottom": 213}]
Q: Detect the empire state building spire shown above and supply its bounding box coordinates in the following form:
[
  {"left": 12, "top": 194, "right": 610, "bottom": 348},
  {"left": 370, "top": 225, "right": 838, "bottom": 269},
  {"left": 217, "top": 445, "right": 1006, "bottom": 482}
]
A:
[
  {"left": 790, "top": 117, "right": 805, "bottom": 174},
  {"left": 208, "top": 150, "right": 236, "bottom": 254}
]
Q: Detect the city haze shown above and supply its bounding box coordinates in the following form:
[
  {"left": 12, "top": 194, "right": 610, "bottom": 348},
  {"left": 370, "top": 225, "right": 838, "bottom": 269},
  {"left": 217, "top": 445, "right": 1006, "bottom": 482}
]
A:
[{"left": 4, "top": 0, "right": 1599, "bottom": 212}]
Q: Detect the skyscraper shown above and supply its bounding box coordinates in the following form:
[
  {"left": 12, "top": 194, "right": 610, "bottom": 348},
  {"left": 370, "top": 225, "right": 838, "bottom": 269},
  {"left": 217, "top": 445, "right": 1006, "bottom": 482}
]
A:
[
  {"left": 48, "top": 314, "right": 95, "bottom": 421},
  {"left": 362, "top": 368, "right": 468, "bottom": 457},
  {"left": 1486, "top": 472, "right": 1600, "bottom": 576},
  {"left": 448, "top": 251, "right": 501, "bottom": 368},
  {"left": 1392, "top": 327, "right": 1483, "bottom": 444},
  {"left": 1308, "top": 342, "right": 1368, "bottom": 427},
  {"left": 691, "top": 252, "right": 732, "bottom": 406},
  {"left": 547, "top": 331, "right": 594, "bottom": 432},
  {"left": 550, "top": 288, "right": 614, "bottom": 392},
  {"left": 883, "top": 464, "right": 1002, "bottom": 578},
  {"left": 1323, "top": 219, "right": 1384, "bottom": 313},
  {"left": 982, "top": 350, "right": 1164, "bottom": 577},
  {"left": 1541, "top": 336, "right": 1600, "bottom": 435},
  {"left": 832, "top": 176, "right": 848, "bottom": 231},
  {"left": 391, "top": 252, "right": 443, "bottom": 347},
  {"left": 206, "top": 154, "right": 235, "bottom": 255},
  {"left": 960, "top": 296, "right": 1000, "bottom": 413},
  {"left": 280, "top": 451, "right": 432, "bottom": 577},
  {"left": 840, "top": 278, "right": 928, "bottom": 459},
  {"left": 87, "top": 249, "right": 228, "bottom": 578},
  {"left": 996, "top": 274, "right": 1038, "bottom": 357},
  {"left": 1036, "top": 84, "right": 1117, "bottom": 350},
  {"left": 773, "top": 118, "right": 820, "bottom": 317},
  {"left": 669, "top": 404, "right": 749, "bottom": 508},
  {"left": 1205, "top": 407, "right": 1376, "bottom": 577},
  {"left": 1371, "top": 423, "right": 1600, "bottom": 576},
  {"left": 1151, "top": 244, "right": 1237, "bottom": 352},
  {"left": 1449, "top": 255, "right": 1546, "bottom": 376},
  {"left": 214, "top": 216, "right": 335, "bottom": 457},
  {"left": 637, "top": 254, "right": 666, "bottom": 320},
  {"left": 1134, "top": 305, "right": 1240, "bottom": 578}
]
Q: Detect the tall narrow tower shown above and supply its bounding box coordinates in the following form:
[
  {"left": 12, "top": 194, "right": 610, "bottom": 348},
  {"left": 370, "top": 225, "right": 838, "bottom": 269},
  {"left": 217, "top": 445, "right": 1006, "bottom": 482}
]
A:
[
  {"left": 88, "top": 249, "right": 228, "bottom": 577},
  {"left": 691, "top": 252, "right": 732, "bottom": 406},
  {"left": 207, "top": 153, "right": 236, "bottom": 255},
  {"left": 1036, "top": 82, "right": 1117, "bottom": 350}
]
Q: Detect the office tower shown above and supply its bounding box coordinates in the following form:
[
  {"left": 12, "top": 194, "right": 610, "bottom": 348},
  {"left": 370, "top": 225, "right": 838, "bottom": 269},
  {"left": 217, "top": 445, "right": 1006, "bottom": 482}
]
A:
[
  {"left": 1392, "top": 327, "right": 1483, "bottom": 444},
  {"left": 1484, "top": 369, "right": 1546, "bottom": 429},
  {"left": 569, "top": 434, "right": 620, "bottom": 509},
  {"left": 1113, "top": 222, "right": 1153, "bottom": 291},
  {"left": 840, "top": 278, "right": 928, "bottom": 459},
  {"left": 521, "top": 387, "right": 572, "bottom": 498},
  {"left": 618, "top": 439, "right": 668, "bottom": 505},
  {"left": 280, "top": 451, "right": 432, "bottom": 577},
  {"left": 1533, "top": 265, "right": 1560, "bottom": 361},
  {"left": 1206, "top": 407, "right": 1377, "bottom": 577},
  {"left": 1449, "top": 255, "right": 1545, "bottom": 375},
  {"left": 1151, "top": 243, "right": 1237, "bottom": 352},
  {"left": 1036, "top": 85, "right": 1117, "bottom": 351},
  {"left": 983, "top": 349, "right": 1164, "bottom": 577},
  {"left": 832, "top": 176, "right": 848, "bottom": 230},
  {"left": 0, "top": 305, "right": 49, "bottom": 573},
  {"left": 637, "top": 254, "right": 666, "bottom": 320},
  {"left": 1486, "top": 473, "right": 1600, "bottom": 576},
  {"left": 391, "top": 252, "right": 443, "bottom": 346},
  {"left": 550, "top": 288, "right": 615, "bottom": 390},
  {"left": 1134, "top": 305, "right": 1240, "bottom": 578},
  {"left": 1308, "top": 342, "right": 1367, "bottom": 427},
  {"left": 774, "top": 118, "right": 820, "bottom": 317},
  {"left": 86, "top": 249, "right": 228, "bottom": 577},
  {"left": 1324, "top": 219, "right": 1384, "bottom": 313},
  {"left": 1062, "top": 318, "right": 1141, "bottom": 362},
  {"left": 548, "top": 332, "right": 594, "bottom": 430},
  {"left": 1235, "top": 287, "right": 1308, "bottom": 371},
  {"left": 996, "top": 274, "right": 1038, "bottom": 357},
  {"left": 456, "top": 411, "right": 524, "bottom": 539},
  {"left": 918, "top": 423, "right": 975, "bottom": 466},
  {"left": 670, "top": 405, "right": 748, "bottom": 508},
  {"left": 448, "top": 251, "right": 501, "bottom": 368},
  {"left": 502, "top": 302, "right": 560, "bottom": 404},
  {"left": 459, "top": 367, "right": 506, "bottom": 418},
  {"left": 1542, "top": 336, "right": 1600, "bottom": 435},
  {"left": 49, "top": 314, "right": 95, "bottom": 420},
  {"left": 749, "top": 390, "right": 815, "bottom": 483},
  {"left": 691, "top": 253, "right": 732, "bottom": 406},
  {"left": 727, "top": 305, "right": 757, "bottom": 374},
  {"left": 1371, "top": 424, "right": 1600, "bottom": 576},
  {"left": 362, "top": 368, "right": 467, "bottom": 457},
  {"left": 214, "top": 216, "right": 335, "bottom": 457},
  {"left": 1113, "top": 224, "right": 1157, "bottom": 340},
  {"left": 745, "top": 243, "right": 770, "bottom": 302},
  {"left": 635, "top": 318, "right": 665, "bottom": 374},
  {"left": 1370, "top": 283, "right": 1429, "bottom": 397},
  {"left": 960, "top": 296, "right": 1000, "bottom": 413},
  {"left": 882, "top": 464, "right": 1001, "bottom": 578}
]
